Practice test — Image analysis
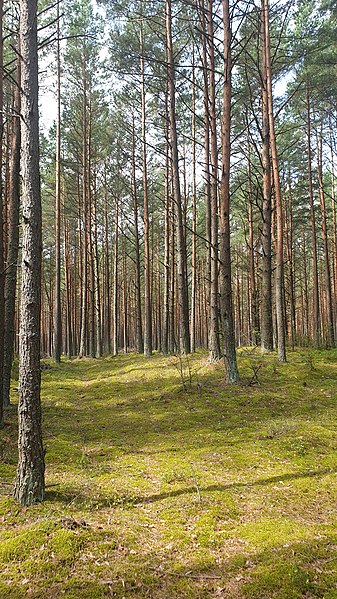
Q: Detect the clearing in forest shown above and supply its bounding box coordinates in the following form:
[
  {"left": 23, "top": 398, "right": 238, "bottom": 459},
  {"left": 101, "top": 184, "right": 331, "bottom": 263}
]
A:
[{"left": 1, "top": 349, "right": 337, "bottom": 598}]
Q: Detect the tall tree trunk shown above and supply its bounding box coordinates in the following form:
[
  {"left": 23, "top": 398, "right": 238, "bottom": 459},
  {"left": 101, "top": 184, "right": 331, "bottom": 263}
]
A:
[
  {"left": 3, "top": 55, "right": 21, "bottom": 407},
  {"left": 93, "top": 179, "right": 102, "bottom": 357},
  {"left": 14, "top": 0, "right": 45, "bottom": 505},
  {"left": 113, "top": 197, "right": 119, "bottom": 357},
  {"left": 262, "top": 0, "right": 286, "bottom": 362},
  {"left": 53, "top": 2, "right": 62, "bottom": 362},
  {"left": 199, "top": 0, "right": 212, "bottom": 357},
  {"left": 317, "top": 130, "right": 334, "bottom": 347},
  {"left": 64, "top": 220, "right": 73, "bottom": 358},
  {"left": 207, "top": 0, "right": 221, "bottom": 362},
  {"left": 219, "top": 0, "right": 239, "bottom": 383},
  {"left": 0, "top": 0, "right": 4, "bottom": 427},
  {"left": 79, "top": 74, "right": 88, "bottom": 357},
  {"left": 131, "top": 116, "right": 144, "bottom": 354},
  {"left": 166, "top": 0, "right": 190, "bottom": 354},
  {"left": 305, "top": 81, "right": 320, "bottom": 347},
  {"left": 260, "top": 1, "right": 273, "bottom": 353},
  {"left": 103, "top": 168, "right": 111, "bottom": 354},
  {"left": 140, "top": 19, "right": 152, "bottom": 357},
  {"left": 163, "top": 94, "right": 170, "bottom": 355},
  {"left": 190, "top": 50, "right": 197, "bottom": 353},
  {"left": 247, "top": 137, "right": 259, "bottom": 345}
]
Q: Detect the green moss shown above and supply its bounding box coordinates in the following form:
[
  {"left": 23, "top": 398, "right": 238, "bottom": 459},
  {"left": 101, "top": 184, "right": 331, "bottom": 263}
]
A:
[
  {"left": 0, "top": 524, "right": 50, "bottom": 562},
  {"left": 1, "top": 349, "right": 337, "bottom": 597},
  {"left": 244, "top": 562, "right": 314, "bottom": 598},
  {"left": 48, "top": 529, "right": 84, "bottom": 562}
]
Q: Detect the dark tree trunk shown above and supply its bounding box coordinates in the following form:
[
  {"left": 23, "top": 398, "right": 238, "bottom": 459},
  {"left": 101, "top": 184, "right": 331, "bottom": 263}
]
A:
[
  {"left": 260, "top": 2, "right": 273, "bottom": 353},
  {"left": 3, "top": 55, "right": 21, "bottom": 407},
  {"left": 219, "top": 0, "right": 239, "bottom": 383},
  {"left": 0, "top": 0, "right": 4, "bottom": 427}
]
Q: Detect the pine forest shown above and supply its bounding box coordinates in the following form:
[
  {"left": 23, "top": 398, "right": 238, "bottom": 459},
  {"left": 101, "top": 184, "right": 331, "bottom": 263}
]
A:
[{"left": 0, "top": 0, "right": 337, "bottom": 597}]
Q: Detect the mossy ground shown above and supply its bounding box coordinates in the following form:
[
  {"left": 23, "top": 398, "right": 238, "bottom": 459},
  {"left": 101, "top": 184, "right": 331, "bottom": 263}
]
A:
[{"left": 1, "top": 348, "right": 337, "bottom": 598}]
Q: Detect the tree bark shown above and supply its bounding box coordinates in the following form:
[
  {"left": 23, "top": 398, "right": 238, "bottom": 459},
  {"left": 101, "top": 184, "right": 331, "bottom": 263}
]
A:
[
  {"left": 219, "top": 0, "right": 239, "bottom": 383},
  {"left": 14, "top": 0, "right": 45, "bottom": 505},
  {"left": 131, "top": 116, "right": 144, "bottom": 354},
  {"left": 260, "top": 1, "right": 273, "bottom": 353},
  {"left": 207, "top": 0, "right": 221, "bottom": 362},
  {"left": 166, "top": 0, "right": 190, "bottom": 354},
  {"left": 3, "top": 54, "right": 21, "bottom": 407},
  {"left": 262, "top": 0, "right": 286, "bottom": 362},
  {"left": 305, "top": 81, "right": 320, "bottom": 347},
  {"left": 53, "top": 1, "right": 62, "bottom": 363},
  {"left": 140, "top": 19, "right": 152, "bottom": 357}
]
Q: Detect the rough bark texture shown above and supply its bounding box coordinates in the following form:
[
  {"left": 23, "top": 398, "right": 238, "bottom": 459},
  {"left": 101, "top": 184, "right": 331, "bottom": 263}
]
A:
[
  {"left": 3, "top": 47, "right": 21, "bottom": 407},
  {"left": 219, "top": 0, "right": 239, "bottom": 383},
  {"left": 260, "top": 2, "right": 273, "bottom": 353},
  {"left": 0, "top": 0, "right": 3, "bottom": 428},
  {"left": 14, "top": 0, "right": 45, "bottom": 506}
]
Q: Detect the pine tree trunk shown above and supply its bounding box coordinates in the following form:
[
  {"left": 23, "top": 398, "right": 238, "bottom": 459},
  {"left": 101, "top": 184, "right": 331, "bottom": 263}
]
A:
[
  {"left": 113, "top": 198, "right": 119, "bottom": 357},
  {"left": 131, "top": 116, "right": 144, "bottom": 354},
  {"left": 260, "top": 1, "right": 273, "bottom": 353},
  {"left": 140, "top": 20, "right": 152, "bottom": 357},
  {"left": 207, "top": 0, "right": 221, "bottom": 362},
  {"left": 166, "top": 0, "right": 190, "bottom": 354},
  {"left": 219, "top": 0, "right": 239, "bottom": 383},
  {"left": 103, "top": 168, "right": 111, "bottom": 354},
  {"left": 262, "top": 0, "right": 286, "bottom": 362},
  {"left": 0, "top": 0, "right": 4, "bottom": 427},
  {"left": 163, "top": 96, "right": 170, "bottom": 355},
  {"left": 53, "top": 2, "right": 62, "bottom": 363},
  {"left": 190, "top": 50, "right": 197, "bottom": 354},
  {"left": 305, "top": 81, "right": 320, "bottom": 347},
  {"left": 14, "top": 0, "right": 45, "bottom": 505},
  {"left": 3, "top": 55, "right": 21, "bottom": 407},
  {"left": 317, "top": 130, "right": 334, "bottom": 347}
]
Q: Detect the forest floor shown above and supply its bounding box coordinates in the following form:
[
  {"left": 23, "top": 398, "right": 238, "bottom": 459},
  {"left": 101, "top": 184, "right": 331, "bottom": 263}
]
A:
[{"left": 1, "top": 349, "right": 337, "bottom": 598}]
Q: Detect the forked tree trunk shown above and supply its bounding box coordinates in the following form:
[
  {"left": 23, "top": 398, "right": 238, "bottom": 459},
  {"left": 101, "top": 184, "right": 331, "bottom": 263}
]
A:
[{"left": 14, "top": 0, "right": 45, "bottom": 505}]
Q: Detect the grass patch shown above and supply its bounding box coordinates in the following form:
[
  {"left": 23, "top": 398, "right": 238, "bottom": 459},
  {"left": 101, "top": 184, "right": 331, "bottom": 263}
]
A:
[{"left": 1, "top": 348, "right": 337, "bottom": 597}]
